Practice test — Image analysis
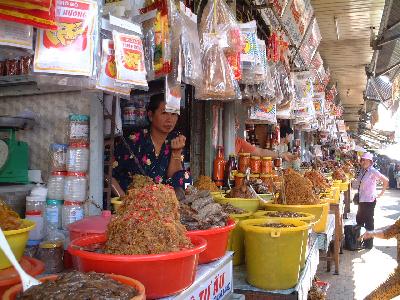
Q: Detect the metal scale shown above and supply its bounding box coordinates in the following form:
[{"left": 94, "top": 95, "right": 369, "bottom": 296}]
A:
[{"left": 0, "top": 116, "right": 34, "bottom": 184}]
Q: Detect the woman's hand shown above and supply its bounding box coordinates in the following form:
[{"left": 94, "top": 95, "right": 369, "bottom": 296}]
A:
[
  {"left": 171, "top": 135, "right": 186, "bottom": 152},
  {"left": 359, "top": 231, "right": 374, "bottom": 241}
]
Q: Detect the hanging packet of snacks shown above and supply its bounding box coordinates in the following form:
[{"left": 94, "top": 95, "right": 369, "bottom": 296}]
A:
[
  {"left": 96, "top": 39, "right": 131, "bottom": 96},
  {"left": 196, "top": 33, "right": 241, "bottom": 100},
  {"left": 0, "top": 0, "right": 57, "bottom": 30},
  {"left": 198, "top": 0, "right": 241, "bottom": 52},
  {"left": 180, "top": 3, "right": 202, "bottom": 87},
  {"left": 0, "top": 20, "right": 33, "bottom": 49},
  {"left": 249, "top": 104, "right": 277, "bottom": 124},
  {"left": 239, "top": 21, "right": 258, "bottom": 84},
  {"left": 112, "top": 30, "right": 148, "bottom": 90},
  {"left": 253, "top": 39, "right": 267, "bottom": 83},
  {"left": 33, "top": 0, "right": 98, "bottom": 76},
  {"left": 312, "top": 92, "right": 325, "bottom": 116},
  {"left": 277, "top": 63, "right": 293, "bottom": 106},
  {"left": 298, "top": 18, "right": 321, "bottom": 67},
  {"left": 140, "top": 0, "right": 171, "bottom": 80},
  {"left": 271, "top": 64, "right": 284, "bottom": 105}
]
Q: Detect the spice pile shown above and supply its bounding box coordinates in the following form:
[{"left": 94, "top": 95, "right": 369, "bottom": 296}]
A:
[
  {"left": 332, "top": 167, "right": 347, "bottom": 182},
  {"left": 221, "top": 203, "right": 246, "bottom": 214},
  {"left": 194, "top": 175, "right": 220, "bottom": 192},
  {"left": 180, "top": 187, "right": 229, "bottom": 230},
  {"left": 226, "top": 183, "right": 257, "bottom": 199},
  {"left": 16, "top": 271, "right": 138, "bottom": 300},
  {"left": 127, "top": 174, "right": 154, "bottom": 189},
  {"left": 304, "top": 170, "right": 331, "bottom": 192},
  {"left": 105, "top": 184, "right": 192, "bottom": 255},
  {"left": 256, "top": 223, "right": 296, "bottom": 228},
  {"left": 279, "top": 169, "right": 320, "bottom": 205},
  {"left": 0, "top": 199, "right": 23, "bottom": 231},
  {"left": 263, "top": 211, "right": 307, "bottom": 218}
]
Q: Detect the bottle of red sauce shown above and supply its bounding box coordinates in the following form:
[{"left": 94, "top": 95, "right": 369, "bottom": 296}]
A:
[{"left": 213, "top": 146, "right": 226, "bottom": 187}]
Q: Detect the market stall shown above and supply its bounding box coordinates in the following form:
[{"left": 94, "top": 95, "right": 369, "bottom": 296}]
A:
[{"left": 0, "top": 0, "right": 362, "bottom": 299}]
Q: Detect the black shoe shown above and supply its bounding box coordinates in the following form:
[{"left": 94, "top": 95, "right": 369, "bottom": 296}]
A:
[{"left": 363, "top": 240, "right": 373, "bottom": 249}]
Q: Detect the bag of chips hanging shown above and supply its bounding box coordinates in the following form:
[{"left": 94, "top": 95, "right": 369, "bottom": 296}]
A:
[
  {"left": 96, "top": 39, "right": 131, "bottom": 96},
  {"left": 0, "top": 20, "right": 33, "bottom": 49},
  {"left": 249, "top": 104, "right": 277, "bottom": 124},
  {"left": 33, "top": 0, "right": 98, "bottom": 76},
  {"left": 0, "top": 0, "right": 56, "bottom": 30},
  {"left": 140, "top": 0, "right": 171, "bottom": 80},
  {"left": 240, "top": 21, "right": 258, "bottom": 84},
  {"left": 113, "top": 30, "right": 148, "bottom": 90}
]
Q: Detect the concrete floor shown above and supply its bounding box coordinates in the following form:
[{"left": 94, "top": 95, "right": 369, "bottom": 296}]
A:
[{"left": 316, "top": 188, "right": 400, "bottom": 300}]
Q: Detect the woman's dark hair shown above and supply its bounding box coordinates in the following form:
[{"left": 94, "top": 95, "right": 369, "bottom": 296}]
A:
[
  {"left": 280, "top": 126, "right": 294, "bottom": 138},
  {"left": 146, "top": 93, "right": 165, "bottom": 114}
]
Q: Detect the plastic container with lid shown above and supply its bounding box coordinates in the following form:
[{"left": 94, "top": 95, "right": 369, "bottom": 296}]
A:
[
  {"left": 25, "top": 196, "right": 46, "bottom": 215},
  {"left": 46, "top": 199, "right": 64, "bottom": 229},
  {"left": 62, "top": 201, "right": 84, "bottom": 230},
  {"left": 238, "top": 153, "right": 250, "bottom": 173},
  {"left": 49, "top": 144, "right": 68, "bottom": 172},
  {"left": 47, "top": 172, "right": 66, "bottom": 200},
  {"left": 68, "top": 114, "right": 89, "bottom": 143},
  {"left": 66, "top": 143, "right": 89, "bottom": 172},
  {"left": 38, "top": 241, "right": 64, "bottom": 274},
  {"left": 261, "top": 157, "right": 273, "bottom": 174},
  {"left": 25, "top": 211, "right": 44, "bottom": 242},
  {"left": 64, "top": 172, "right": 87, "bottom": 202},
  {"left": 30, "top": 184, "right": 47, "bottom": 199},
  {"left": 68, "top": 210, "right": 112, "bottom": 241},
  {"left": 250, "top": 156, "right": 261, "bottom": 174}
]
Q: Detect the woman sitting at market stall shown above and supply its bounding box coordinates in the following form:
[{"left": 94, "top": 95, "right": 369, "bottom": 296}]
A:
[{"left": 112, "top": 94, "right": 190, "bottom": 196}]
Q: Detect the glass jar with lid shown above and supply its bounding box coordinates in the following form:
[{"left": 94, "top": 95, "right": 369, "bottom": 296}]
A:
[
  {"left": 234, "top": 173, "right": 245, "bottom": 187},
  {"left": 38, "top": 240, "right": 64, "bottom": 274},
  {"left": 250, "top": 156, "right": 261, "bottom": 174},
  {"left": 49, "top": 143, "right": 67, "bottom": 172},
  {"left": 238, "top": 153, "right": 251, "bottom": 173},
  {"left": 68, "top": 114, "right": 89, "bottom": 143},
  {"left": 47, "top": 171, "right": 66, "bottom": 200},
  {"left": 64, "top": 172, "right": 87, "bottom": 202},
  {"left": 66, "top": 142, "right": 89, "bottom": 172},
  {"left": 261, "top": 157, "right": 273, "bottom": 174}
]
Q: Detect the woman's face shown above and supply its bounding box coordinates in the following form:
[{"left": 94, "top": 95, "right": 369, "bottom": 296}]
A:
[
  {"left": 360, "top": 158, "right": 373, "bottom": 170},
  {"left": 285, "top": 133, "right": 294, "bottom": 143},
  {"left": 148, "top": 102, "right": 178, "bottom": 134}
]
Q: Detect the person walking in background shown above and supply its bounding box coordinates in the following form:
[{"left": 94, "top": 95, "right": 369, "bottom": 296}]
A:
[
  {"left": 354, "top": 152, "right": 389, "bottom": 249},
  {"left": 388, "top": 162, "right": 397, "bottom": 189}
]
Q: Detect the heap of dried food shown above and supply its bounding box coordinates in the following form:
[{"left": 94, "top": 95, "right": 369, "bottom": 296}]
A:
[
  {"left": 342, "top": 162, "right": 355, "bottom": 177},
  {"left": 263, "top": 211, "right": 307, "bottom": 218},
  {"left": 105, "top": 184, "right": 192, "bottom": 255},
  {"left": 127, "top": 174, "right": 154, "bottom": 190},
  {"left": 226, "top": 183, "right": 257, "bottom": 199},
  {"left": 304, "top": 170, "right": 331, "bottom": 192},
  {"left": 256, "top": 223, "right": 295, "bottom": 228},
  {"left": 16, "top": 271, "right": 138, "bottom": 300},
  {"left": 0, "top": 199, "right": 23, "bottom": 231},
  {"left": 249, "top": 178, "right": 270, "bottom": 194},
  {"left": 300, "top": 162, "right": 312, "bottom": 169},
  {"left": 307, "top": 277, "right": 327, "bottom": 300},
  {"left": 194, "top": 175, "right": 220, "bottom": 192},
  {"left": 220, "top": 203, "right": 246, "bottom": 214},
  {"left": 332, "top": 167, "right": 347, "bottom": 182},
  {"left": 279, "top": 169, "right": 320, "bottom": 205},
  {"left": 179, "top": 187, "right": 229, "bottom": 230}
]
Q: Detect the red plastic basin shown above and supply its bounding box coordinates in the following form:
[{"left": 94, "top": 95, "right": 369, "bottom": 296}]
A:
[
  {"left": 186, "top": 218, "right": 236, "bottom": 264},
  {"left": 68, "top": 234, "right": 207, "bottom": 299},
  {"left": 0, "top": 257, "right": 44, "bottom": 297},
  {"left": 3, "top": 274, "right": 146, "bottom": 300}
]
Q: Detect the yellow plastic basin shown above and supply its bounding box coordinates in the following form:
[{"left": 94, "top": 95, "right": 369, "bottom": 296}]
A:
[
  {"left": 227, "top": 212, "right": 252, "bottom": 266},
  {"left": 262, "top": 201, "right": 329, "bottom": 233},
  {"left": 241, "top": 218, "right": 310, "bottom": 290},
  {"left": 251, "top": 211, "right": 314, "bottom": 268},
  {"left": 214, "top": 196, "right": 260, "bottom": 213},
  {"left": 111, "top": 197, "right": 122, "bottom": 212},
  {"left": 0, "top": 220, "right": 35, "bottom": 270},
  {"left": 340, "top": 181, "right": 349, "bottom": 192}
]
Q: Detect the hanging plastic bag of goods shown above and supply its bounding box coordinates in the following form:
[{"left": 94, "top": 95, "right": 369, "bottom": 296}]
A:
[
  {"left": 0, "top": 0, "right": 57, "bottom": 29},
  {"left": 197, "top": 0, "right": 241, "bottom": 100},
  {"left": 33, "top": 0, "right": 98, "bottom": 76}
]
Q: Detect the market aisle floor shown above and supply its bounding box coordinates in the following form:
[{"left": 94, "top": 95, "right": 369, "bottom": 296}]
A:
[{"left": 316, "top": 189, "right": 400, "bottom": 300}]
